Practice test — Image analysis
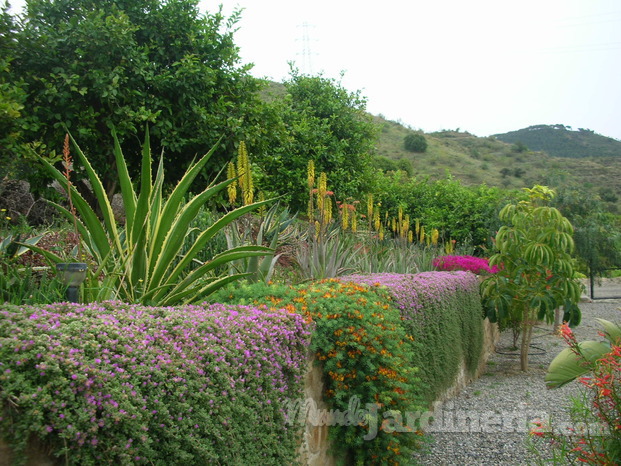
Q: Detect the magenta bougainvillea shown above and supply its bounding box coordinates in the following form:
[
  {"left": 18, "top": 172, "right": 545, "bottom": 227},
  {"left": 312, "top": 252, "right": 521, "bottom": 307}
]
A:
[{"left": 432, "top": 255, "right": 499, "bottom": 275}]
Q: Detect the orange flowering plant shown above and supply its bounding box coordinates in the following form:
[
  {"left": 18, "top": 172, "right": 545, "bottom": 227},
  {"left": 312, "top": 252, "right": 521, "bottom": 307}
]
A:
[
  {"left": 529, "top": 321, "right": 621, "bottom": 464},
  {"left": 211, "top": 279, "right": 428, "bottom": 465}
]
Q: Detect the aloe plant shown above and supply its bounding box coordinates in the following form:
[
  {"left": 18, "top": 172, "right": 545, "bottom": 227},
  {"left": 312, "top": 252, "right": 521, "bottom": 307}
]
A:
[
  {"left": 28, "top": 129, "right": 272, "bottom": 305},
  {"left": 224, "top": 203, "right": 296, "bottom": 283}
]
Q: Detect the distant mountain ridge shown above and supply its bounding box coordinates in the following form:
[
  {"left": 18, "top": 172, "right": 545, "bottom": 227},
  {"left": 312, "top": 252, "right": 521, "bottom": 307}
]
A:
[{"left": 493, "top": 124, "right": 621, "bottom": 158}]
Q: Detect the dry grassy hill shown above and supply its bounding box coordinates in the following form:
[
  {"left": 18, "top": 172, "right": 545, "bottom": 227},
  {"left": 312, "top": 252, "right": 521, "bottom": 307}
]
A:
[{"left": 374, "top": 116, "right": 621, "bottom": 212}]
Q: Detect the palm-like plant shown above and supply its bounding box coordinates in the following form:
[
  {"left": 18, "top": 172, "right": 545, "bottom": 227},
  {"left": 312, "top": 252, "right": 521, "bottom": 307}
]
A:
[{"left": 29, "top": 129, "right": 272, "bottom": 305}]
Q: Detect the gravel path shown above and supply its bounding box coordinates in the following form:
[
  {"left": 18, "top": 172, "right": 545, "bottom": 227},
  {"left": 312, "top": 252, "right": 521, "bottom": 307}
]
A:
[{"left": 411, "top": 298, "right": 621, "bottom": 465}]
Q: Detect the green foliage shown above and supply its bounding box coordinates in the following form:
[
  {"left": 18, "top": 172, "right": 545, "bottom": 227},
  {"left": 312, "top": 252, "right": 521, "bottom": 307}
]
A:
[
  {"left": 11, "top": 0, "right": 264, "bottom": 193},
  {"left": 481, "top": 185, "right": 583, "bottom": 371},
  {"left": 211, "top": 279, "right": 427, "bottom": 464},
  {"left": 0, "top": 6, "right": 27, "bottom": 179},
  {"left": 404, "top": 132, "right": 428, "bottom": 153},
  {"left": 0, "top": 301, "right": 309, "bottom": 464},
  {"left": 30, "top": 129, "right": 272, "bottom": 305},
  {"left": 552, "top": 186, "right": 621, "bottom": 276},
  {"left": 373, "top": 170, "right": 506, "bottom": 248},
  {"left": 254, "top": 70, "right": 379, "bottom": 212}
]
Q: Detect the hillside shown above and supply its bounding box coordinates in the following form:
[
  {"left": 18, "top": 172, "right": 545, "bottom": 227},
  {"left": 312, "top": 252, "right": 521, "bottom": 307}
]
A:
[
  {"left": 373, "top": 117, "right": 621, "bottom": 212},
  {"left": 492, "top": 124, "right": 621, "bottom": 158}
]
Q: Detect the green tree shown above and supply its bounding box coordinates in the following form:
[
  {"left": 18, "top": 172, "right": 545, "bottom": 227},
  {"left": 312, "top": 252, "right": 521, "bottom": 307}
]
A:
[
  {"left": 481, "top": 185, "right": 582, "bottom": 371},
  {"left": 0, "top": 4, "right": 26, "bottom": 178},
  {"left": 403, "top": 132, "right": 427, "bottom": 153},
  {"left": 11, "top": 0, "right": 264, "bottom": 194},
  {"left": 552, "top": 186, "right": 621, "bottom": 278},
  {"left": 253, "top": 70, "right": 379, "bottom": 212}
]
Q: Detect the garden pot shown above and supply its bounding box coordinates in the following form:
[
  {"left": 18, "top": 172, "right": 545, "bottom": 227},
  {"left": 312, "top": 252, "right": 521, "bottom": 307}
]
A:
[{"left": 56, "top": 262, "right": 87, "bottom": 303}]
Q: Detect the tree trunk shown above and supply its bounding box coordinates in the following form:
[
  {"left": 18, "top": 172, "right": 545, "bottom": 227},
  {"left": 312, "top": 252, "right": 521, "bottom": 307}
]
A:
[
  {"left": 553, "top": 307, "right": 563, "bottom": 333},
  {"left": 520, "top": 306, "right": 534, "bottom": 371}
]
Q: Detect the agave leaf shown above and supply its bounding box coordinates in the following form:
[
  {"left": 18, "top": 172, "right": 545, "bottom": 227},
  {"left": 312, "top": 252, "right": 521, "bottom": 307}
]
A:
[
  {"left": 66, "top": 133, "right": 121, "bottom": 255},
  {"left": 162, "top": 273, "right": 253, "bottom": 306},
  {"left": 16, "top": 243, "right": 64, "bottom": 266},
  {"left": 36, "top": 157, "right": 111, "bottom": 261},
  {"left": 156, "top": 246, "right": 273, "bottom": 302},
  {"left": 111, "top": 129, "right": 137, "bottom": 229},
  {"left": 149, "top": 138, "right": 221, "bottom": 265},
  {"left": 545, "top": 341, "right": 611, "bottom": 389},
  {"left": 160, "top": 199, "right": 273, "bottom": 289},
  {"left": 146, "top": 177, "right": 235, "bottom": 290}
]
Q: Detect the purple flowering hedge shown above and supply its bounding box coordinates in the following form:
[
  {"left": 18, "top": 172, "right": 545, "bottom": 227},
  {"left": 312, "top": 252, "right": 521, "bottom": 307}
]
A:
[
  {"left": 0, "top": 302, "right": 310, "bottom": 464},
  {"left": 342, "top": 271, "right": 484, "bottom": 403}
]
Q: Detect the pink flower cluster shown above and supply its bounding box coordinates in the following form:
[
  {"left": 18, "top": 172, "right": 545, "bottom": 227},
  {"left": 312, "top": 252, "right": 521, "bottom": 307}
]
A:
[
  {"left": 0, "top": 301, "right": 310, "bottom": 463},
  {"left": 432, "top": 255, "right": 499, "bottom": 275}
]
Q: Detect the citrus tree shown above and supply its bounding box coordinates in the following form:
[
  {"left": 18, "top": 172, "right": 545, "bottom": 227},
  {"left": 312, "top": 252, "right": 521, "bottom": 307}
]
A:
[{"left": 481, "top": 185, "right": 582, "bottom": 371}]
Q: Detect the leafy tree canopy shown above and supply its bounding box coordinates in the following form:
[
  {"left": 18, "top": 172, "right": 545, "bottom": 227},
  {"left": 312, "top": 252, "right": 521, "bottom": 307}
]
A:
[
  {"left": 10, "top": 0, "right": 265, "bottom": 193},
  {"left": 251, "top": 70, "right": 379, "bottom": 212}
]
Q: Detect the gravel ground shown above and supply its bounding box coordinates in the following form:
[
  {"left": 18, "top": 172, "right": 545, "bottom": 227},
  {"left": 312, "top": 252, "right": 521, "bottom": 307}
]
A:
[{"left": 411, "top": 298, "right": 621, "bottom": 465}]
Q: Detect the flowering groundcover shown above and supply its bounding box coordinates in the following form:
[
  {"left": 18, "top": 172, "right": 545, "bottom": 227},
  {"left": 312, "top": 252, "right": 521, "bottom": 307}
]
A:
[
  {"left": 0, "top": 301, "right": 310, "bottom": 465},
  {"left": 342, "top": 271, "right": 484, "bottom": 402}
]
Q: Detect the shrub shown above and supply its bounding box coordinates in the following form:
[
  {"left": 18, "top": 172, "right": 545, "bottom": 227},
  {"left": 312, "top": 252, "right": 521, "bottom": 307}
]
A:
[
  {"left": 432, "top": 254, "right": 499, "bottom": 275},
  {"left": 211, "top": 279, "right": 427, "bottom": 464},
  {"left": 403, "top": 133, "right": 428, "bottom": 153},
  {"left": 0, "top": 302, "right": 309, "bottom": 464},
  {"left": 342, "top": 272, "right": 484, "bottom": 402}
]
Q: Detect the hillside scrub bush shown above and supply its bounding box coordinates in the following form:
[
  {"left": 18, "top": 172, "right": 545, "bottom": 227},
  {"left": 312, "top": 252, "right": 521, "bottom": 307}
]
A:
[
  {"left": 432, "top": 255, "right": 499, "bottom": 275},
  {"left": 404, "top": 133, "right": 428, "bottom": 153},
  {"left": 0, "top": 302, "right": 309, "bottom": 464},
  {"left": 342, "top": 272, "right": 484, "bottom": 402},
  {"left": 211, "top": 279, "right": 428, "bottom": 464}
]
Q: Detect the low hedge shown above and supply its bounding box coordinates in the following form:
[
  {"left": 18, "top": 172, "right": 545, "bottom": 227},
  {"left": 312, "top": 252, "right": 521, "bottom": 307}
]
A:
[
  {"left": 343, "top": 272, "right": 484, "bottom": 402},
  {"left": 213, "top": 279, "right": 428, "bottom": 464},
  {"left": 0, "top": 271, "right": 484, "bottom": 465},
  {"left": 0, "top": 302, "right": 309, "bottom": 465}
]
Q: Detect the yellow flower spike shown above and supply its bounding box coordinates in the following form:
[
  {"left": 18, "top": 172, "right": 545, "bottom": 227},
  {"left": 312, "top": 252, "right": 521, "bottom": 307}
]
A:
[
  {"left": 307, "top": 159, "right": 315, "bottom": 189},
  {"left": 226, "top": 161, "right": 237, "bottom": 205},
  {"left": 379, "top": 225, "right": 384, "bottom": 241},
  {"left": 419, "top": 225, "right": 425, "bottom": 243},
  {"left": 314, "top": 220, "right": 320, "bottom": 239},
  {"left": 342, "top": 202, "right": 349, "bottom": 230},
  {"left": 431, "top": 228, "right": 439, "bottom": 245},
  {"left": 415, "top": 218, "right": 420, "bottom": 237},
  {"left": 408, "top": 230, "right": 413, "bottom": 243},
  {"left": 237, "top": 141, "right": 254, "bottom": 205},
  {"left": 351, "top": 214, "right": 357, "bottom": 233}
]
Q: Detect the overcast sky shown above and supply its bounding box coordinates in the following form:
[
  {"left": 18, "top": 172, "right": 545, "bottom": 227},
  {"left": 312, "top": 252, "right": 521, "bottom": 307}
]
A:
[
  {"left": 9, "top": 0, "right": 621, "bottom": 140},
  {"left": 203, "top": 0, "right": 621, "bottom": 140}
]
